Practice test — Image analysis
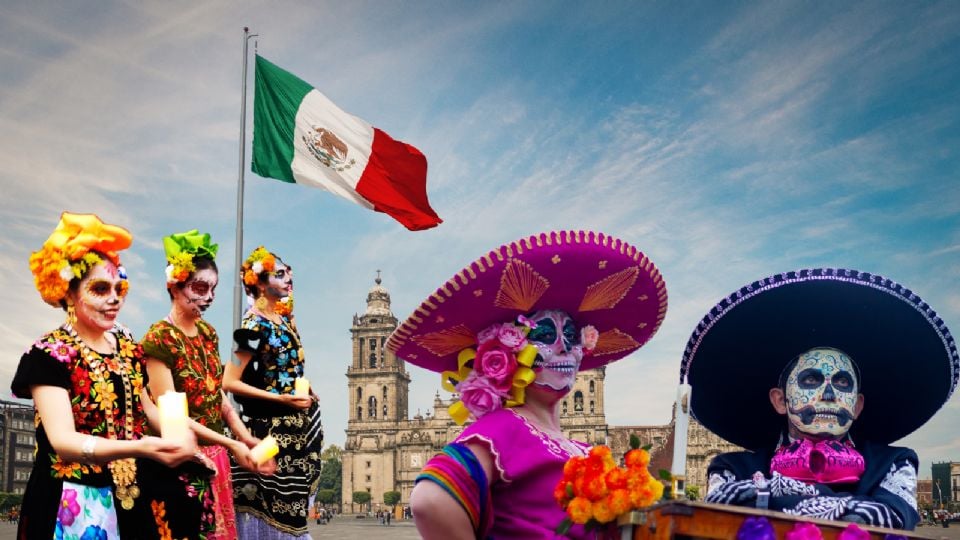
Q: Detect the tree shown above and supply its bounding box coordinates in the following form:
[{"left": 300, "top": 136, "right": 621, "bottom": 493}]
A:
[
  {"left": 685, "top": 485, "right": 700, "bottom": 501},
  {"left": 316, "top": 444, "right": 343, "bottom": 509},
  {"left": 383, "top": 490, "right": 401, "bottom": 507},
  {"left": 317, "top": 489, "right": 338, "bottom": 505},
  {"left": 353, "top": 490, "right": 372, "bottom": 513}
]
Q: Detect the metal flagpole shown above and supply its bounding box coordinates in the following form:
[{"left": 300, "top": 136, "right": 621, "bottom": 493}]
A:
[{"left": 234, "top": 27, "right": 258, "bottom": 331}]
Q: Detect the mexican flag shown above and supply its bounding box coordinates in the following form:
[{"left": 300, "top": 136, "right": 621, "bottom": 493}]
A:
[{"left": 251, "top": 55, "right": 442, "bottom": 231}]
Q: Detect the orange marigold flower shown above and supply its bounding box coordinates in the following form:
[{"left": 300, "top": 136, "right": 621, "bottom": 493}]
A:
[
  {"left": 567, "top": 496, "right": 593, "bottom": 525},
  {"left": 608, "top": 488, "right": 632, "bottom": 515},
  {"left": 581, "top": 473, "right": 609, "bottom": 500},
  {"left": 649, "top": 478, "right": 664, "bottom": 501},
  {"left": 592, "top": 497, "right": 617, "bottom": 523},
  {"left": 589, "top": 445, "right": 613, "bottom": 460},
  {"left": 604, "top": 467, "right": 629, "bottom": 490},
  {"left": 553, "top": 481, "right": 572, "bottom": 506},
  {"left": 243, "top": 269, "right": 259, "bottom": 286},
  {"left": 563, "top": 456, "right": 585, "bottom": 479},
  {"left": 625, "top": 448, "right": 650, "bottom": 469},
  {"left": 262, "top": 254, "right": 276, "bottom": 272}
]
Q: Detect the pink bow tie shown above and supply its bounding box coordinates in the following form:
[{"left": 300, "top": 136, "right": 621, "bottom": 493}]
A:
[{"left": 770, "top": 438, "right": 865, "bottom": 484}]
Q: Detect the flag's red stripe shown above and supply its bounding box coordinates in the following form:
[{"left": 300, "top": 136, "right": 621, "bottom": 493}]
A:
[{"left": 355, "top": 128, "right": 442, "bottom": 231}]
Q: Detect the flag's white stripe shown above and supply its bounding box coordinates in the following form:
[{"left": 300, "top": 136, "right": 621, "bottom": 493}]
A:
[{"left": 291, "top": 90, "right": 375, "bottom": 209}]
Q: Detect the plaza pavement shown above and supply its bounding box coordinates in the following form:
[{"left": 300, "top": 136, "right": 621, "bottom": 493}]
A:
[{"left": 0, "top": 515, "right": 958, "bottom": 538}]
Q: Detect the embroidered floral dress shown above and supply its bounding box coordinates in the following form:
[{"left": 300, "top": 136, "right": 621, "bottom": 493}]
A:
[
  {"left": 141, "top": 319, "right": 223, "bottom": 538},
  {"left": 455, "top": 408, "right": 592, "bottom": 539},
  {"left": 11, "top": 324, "right": 149, "bottom": 540},
  {"left": 231, "top": 313, "right": 322, "bottom": 539}
]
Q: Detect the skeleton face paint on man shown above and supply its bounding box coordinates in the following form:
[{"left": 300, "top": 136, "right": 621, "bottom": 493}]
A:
[
  {"left": 783, "top": 347, "right": 862, "bottom": 439},
  {"left": 525, "top": 310, "right": 584, "bottom": 392}
]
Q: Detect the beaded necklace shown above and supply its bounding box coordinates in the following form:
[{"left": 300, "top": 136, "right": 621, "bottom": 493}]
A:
[{"left": 63, "top": 323, "right": 141, "bottom": 509}]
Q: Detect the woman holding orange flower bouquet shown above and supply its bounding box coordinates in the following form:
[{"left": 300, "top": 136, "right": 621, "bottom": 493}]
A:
[
  {"left": 222, "top": 246, "right": 322, "bottom": 539},
  {"left": 392, "top": 231, "right": 668, "bottom": 539},
  {"left": 12, "top": 213, "right": 197, "bottom": 540}
]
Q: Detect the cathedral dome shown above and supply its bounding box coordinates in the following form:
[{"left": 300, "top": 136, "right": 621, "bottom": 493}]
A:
[{"left": 365, "top": 272, "right": 393, "bottom": 317}]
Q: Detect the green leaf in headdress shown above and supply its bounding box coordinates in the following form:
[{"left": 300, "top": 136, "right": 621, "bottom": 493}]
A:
[{"left": 162, "top": 229, "right": 219, "bottom": 262}]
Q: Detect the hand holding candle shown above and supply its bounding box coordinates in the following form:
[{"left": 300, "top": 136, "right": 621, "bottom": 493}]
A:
[
  {"left": 294, "top": 376, "right": 310, "bottom": 397},
  {"left": 157, "top": 391, "right": 189, "bottom": 442},
  {"left": 250, "top": 435, "right": 279, "bottom": 465}
]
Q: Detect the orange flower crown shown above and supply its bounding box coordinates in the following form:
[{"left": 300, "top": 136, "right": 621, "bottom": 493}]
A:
[
  {"left": 29, "top": 213, "right": 132, "bottom": 306},
  {"left": 241, "top": 246, "right": 276, "bottom": 287},
  {"left": 554, "top": 437, "right": 664, "bottom": 534}
]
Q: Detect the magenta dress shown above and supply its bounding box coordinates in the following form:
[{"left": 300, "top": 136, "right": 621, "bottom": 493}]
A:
[{"left": 455, "top": 408, "right": 591, "bottom": 539}]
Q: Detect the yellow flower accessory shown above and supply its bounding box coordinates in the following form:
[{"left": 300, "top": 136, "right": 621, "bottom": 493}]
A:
[{"left": 29, "top": 212, "right": 132, "bottom": 306}]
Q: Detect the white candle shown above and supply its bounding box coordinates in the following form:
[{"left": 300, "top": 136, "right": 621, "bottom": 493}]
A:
[
  {"left": 294, "top": 377, "right": 310, "bottom": 397},
  {"left": 250, "top": 435, "right": 279, "bottom": 465},
  {"left": 157, "top": 391, "right": 189, "bottom": 442},
  {"left": 670, "top": 383, "right": 692, "bottom": 480}
]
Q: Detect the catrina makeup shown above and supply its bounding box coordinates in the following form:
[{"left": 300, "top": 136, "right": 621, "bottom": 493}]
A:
[
  {"left": 784, "top": 347, "right": 860, "bottom": 439},
  {"left": 526, "top": 310, "right": 584, "bottom": 392},
  {"left": 71, "top": 260, "right": 128, "bottom": 333}
]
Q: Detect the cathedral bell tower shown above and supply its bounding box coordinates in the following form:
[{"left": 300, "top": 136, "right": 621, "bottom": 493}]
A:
[{"left": 347, "top": 272, "right": 410, "bottom": 427}]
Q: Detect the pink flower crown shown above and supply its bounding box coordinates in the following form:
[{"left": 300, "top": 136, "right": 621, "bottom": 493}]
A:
[{"left": 442, "top": 316, "right": 598, "bottom": 425}]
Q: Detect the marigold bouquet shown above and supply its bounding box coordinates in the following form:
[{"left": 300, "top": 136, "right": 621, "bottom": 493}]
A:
[{"left": 554, "top": 435, "right": 664, "bottom": 535}]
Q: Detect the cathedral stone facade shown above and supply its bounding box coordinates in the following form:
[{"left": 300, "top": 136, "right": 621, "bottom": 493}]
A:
[{"left": 341, "top": 277, "right": 739, "bottom": 509}]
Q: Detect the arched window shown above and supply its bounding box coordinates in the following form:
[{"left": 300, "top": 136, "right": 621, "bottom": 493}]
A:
[
  {"left": 590, "top": 400, "right": 595, "bottom": 414},
  {"left": 369, "top": 352, "right": 377, "bottom": 368},
  {"left": 589, "top": 380, "right": 595, "bottom": 394},
  {"left": 368, "top": 396, "right": 378, "bottom": 418},
  {"left": 383, "top": 404, "right": 388, "bottom": 418},
  {"left": 383, "top": 386, "right": 388, "bottom": 399},
  {"left": 357, "top": 405, "right": 363, "bottom": 420},
  {"left": 574, "top": 391, "right": 584, "bottom": 413},
  {"left": 562, "top": 401, "right": 568, "bottom": 415}
]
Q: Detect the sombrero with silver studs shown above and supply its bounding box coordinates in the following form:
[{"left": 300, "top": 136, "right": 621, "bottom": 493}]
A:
[{"left": 680, "top": 268, "right": 958, "bottom": 450}]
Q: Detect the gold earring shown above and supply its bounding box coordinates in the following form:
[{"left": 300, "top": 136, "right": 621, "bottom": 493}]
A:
[
  {"left": 66, "top": 304, "right": 77, "bottom": 326},
  {"left": 255, "top": 296, "right": 269, "bottom": 311}
]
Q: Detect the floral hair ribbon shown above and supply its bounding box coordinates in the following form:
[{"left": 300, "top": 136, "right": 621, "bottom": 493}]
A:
[
  {"left": 29, "top": 212, "right": 132, "bottom": 306},
  {"left": 443, "top": 320, "right": 540, "bottom": 425},
  {"left": 163, "top": 229, "right": 218, "bottom": 284}
]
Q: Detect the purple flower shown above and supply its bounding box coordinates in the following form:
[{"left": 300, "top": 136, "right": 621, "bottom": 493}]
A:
[
  {"left": 838, "top": 524, "right": 870, "bottom": 540},
  {"left": 785, "top": 522, "right": 823, "bottom": 540},
  {"left": 57, "top": 488, "right": 80, "bottom": 526},
  {"left": 736, "top": 516, "right": 775, "bottom": 540}
]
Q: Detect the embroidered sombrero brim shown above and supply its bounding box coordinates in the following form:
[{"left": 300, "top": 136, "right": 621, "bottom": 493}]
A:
[
  {"left": 387, "top": 231, "right": 668, "bottom": 373},
  {"left": 680, "top": 268, "right": 959, "bottom": 450}
]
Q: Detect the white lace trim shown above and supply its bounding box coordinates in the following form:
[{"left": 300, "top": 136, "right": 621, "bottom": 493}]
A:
[{"left": 880, "top": 461, "right": 918, "bottom": 510}]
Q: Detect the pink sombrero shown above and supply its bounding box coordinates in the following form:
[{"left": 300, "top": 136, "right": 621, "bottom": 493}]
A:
[{"left": 387, "top": 230, "right": 668, "bottom": 372}]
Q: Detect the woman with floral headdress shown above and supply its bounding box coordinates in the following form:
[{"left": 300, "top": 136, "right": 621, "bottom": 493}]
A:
[
  {"left": 222, "top": 246, "right": 323, "bottom": 539},
  {"left": 392, "top": 231, "right": 668, "bottom": 539},
  {"left": 11, "top": 213, "right": 197, "bottom": 540},
  {"left": 140, "top": 230, "right": 277, "bottom": 539}
]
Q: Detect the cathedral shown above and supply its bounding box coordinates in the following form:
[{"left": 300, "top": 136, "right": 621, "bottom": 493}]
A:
[{"left": 341, "top": 276, "right": 739, "bottom": 509}]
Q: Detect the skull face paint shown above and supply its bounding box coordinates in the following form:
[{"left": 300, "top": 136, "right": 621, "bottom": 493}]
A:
[
  {"left": 526, "top": 310, "right": 583, "bottom": 391},
  {"left": 175, "top": 268, "right": 218, "bottom": 316},
  {"left": 70, "top": 260, "right": 127, "bottom": 333},
  {"left": 264, "top": 262, "right": 293, "bottom": 299},
  {"left": 784, "top": 347, "right": 860, "bottom": 439}
]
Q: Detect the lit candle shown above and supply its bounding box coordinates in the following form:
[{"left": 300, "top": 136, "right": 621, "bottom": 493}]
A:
[
  {"left": 294, "top": 377, "right": 310, "bottom": 397},
  {"left": 157, "top": 391, "right": 189, "bottom": 442},
  {"left": 670, "top": 383, "right": 692, "bottom": 497},
  {"left": 250, "top": 435, "right": 279, "bottom": 465}
]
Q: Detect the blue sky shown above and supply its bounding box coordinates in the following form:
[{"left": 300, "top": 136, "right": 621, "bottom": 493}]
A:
[{"left": 1, "top": 2, "right": 958, "bottom": 477}]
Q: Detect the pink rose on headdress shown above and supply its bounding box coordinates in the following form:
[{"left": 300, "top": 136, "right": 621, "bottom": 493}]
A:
[
  {"left": 581, "top": 325, "right": 599, "bottom": 352},
  {"left": 457, "top": 373, "right": 506, "bottom": 418},
  {"left": 475, "top": 340, "right": 518, "bottom": 391},
  {"left": 497, "top": 324, "right": 527, "bottom": 351},
  {"left": 476, "top": 325, "right": 499, "bottom": 345}
]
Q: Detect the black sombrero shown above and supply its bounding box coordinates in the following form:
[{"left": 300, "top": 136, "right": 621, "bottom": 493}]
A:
[{"left": 680, "top": 268, "right": 958, "bottom": 451}]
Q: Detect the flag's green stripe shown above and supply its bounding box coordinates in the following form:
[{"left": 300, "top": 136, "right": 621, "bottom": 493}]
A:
[{"left": 251, "top": 55, "right": 314, "bottom": 183}]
